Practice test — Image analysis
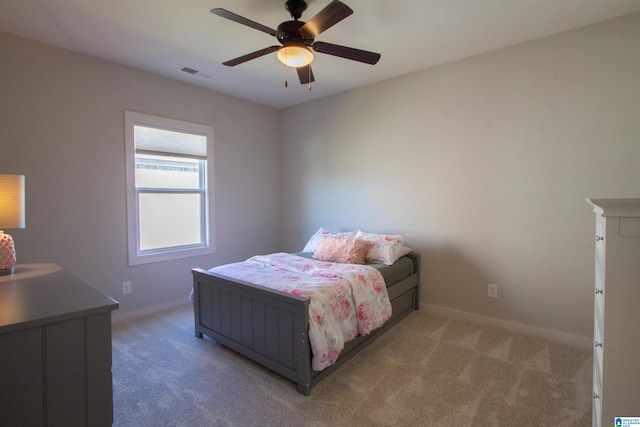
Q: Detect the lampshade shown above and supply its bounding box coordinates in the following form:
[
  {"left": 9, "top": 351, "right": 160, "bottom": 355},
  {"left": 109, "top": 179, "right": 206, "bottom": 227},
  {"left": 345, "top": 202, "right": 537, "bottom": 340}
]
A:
[
  {"left": 277, "top": 45, "right": 314, "bottom": 68},
  {"left": 0, "top": 174, "right": 25, "bottom": 229}
]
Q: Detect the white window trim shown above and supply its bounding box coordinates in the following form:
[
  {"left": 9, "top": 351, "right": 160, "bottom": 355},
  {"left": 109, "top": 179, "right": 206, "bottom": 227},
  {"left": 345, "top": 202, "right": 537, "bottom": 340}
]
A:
[{"left": 125, "top": 111, "right": 215, "bottom": 266}]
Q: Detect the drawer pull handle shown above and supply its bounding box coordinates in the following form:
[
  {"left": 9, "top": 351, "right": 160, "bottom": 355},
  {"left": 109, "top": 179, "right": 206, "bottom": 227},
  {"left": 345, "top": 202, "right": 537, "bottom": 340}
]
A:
[
  {"left": 596, "top": 236, "right": 604, "bottom": 242},
  {"left": 595, "top": 289, "right": 603, "bottom": 295},
  {"left": 595, "top": 341, "right": 603, "bottom": 348}
]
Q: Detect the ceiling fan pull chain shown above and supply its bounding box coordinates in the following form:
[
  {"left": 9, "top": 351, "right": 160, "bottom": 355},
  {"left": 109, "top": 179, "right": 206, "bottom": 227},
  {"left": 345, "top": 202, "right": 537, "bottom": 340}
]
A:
[
  {"left": 285, "top": 50, "right": 289, "bottom": 87},
  {"left": 308, "top": 67, "right": 312, "bottom": 91},
  {"left": 284, "top": 63, "right": 289, "bottom": 87}
]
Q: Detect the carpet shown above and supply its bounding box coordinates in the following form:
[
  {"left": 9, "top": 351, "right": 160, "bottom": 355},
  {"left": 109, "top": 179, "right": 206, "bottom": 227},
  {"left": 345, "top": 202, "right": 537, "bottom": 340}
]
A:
[{"left": 112, "top": 305, "right": 592, "bottom": 426}]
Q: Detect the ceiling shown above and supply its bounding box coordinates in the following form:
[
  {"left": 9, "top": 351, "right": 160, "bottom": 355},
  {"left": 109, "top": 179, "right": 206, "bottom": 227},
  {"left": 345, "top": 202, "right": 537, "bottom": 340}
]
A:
[{"left": 2, "top": 0, "right": 640, "bottom": 109}]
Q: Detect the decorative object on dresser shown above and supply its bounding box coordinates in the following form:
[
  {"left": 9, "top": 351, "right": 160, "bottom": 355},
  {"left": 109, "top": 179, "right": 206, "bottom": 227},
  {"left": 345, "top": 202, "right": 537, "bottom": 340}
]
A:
[
  {"left": 586, "top": 199, "right": 640, "bottom": 427},
  {"left": 0, "top": 174, "right": 25, "bottom": 275},
  {"left": 0, "top": 264, "right": 119, "bottom": 426}
]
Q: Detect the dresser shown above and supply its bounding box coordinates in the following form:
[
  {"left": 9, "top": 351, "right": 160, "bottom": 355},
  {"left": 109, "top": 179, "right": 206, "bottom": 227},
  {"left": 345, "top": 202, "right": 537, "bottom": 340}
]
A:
[
  {"left": 586, "top": 199, "right": 640, "bottom": 426},
  {"left": 0, "top": 264, "right": 119, "bottom": 426}
]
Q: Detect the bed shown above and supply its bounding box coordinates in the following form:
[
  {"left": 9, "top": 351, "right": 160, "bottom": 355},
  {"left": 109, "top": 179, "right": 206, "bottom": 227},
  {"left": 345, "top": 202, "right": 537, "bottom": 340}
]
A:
[{"left": 192, "top": 230, "right": 420, "bottom": 395}]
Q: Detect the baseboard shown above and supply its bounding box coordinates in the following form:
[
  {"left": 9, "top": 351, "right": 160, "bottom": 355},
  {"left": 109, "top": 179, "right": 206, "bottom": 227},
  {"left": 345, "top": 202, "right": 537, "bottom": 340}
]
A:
[
  {"left": 421, "top": 303, "right": 592, "bottom": 348},
  {"left": 111, "top": 298, "right": 190, "bottom": 326},
  {"left": 111, "top": 300, "right": 592, "bottom": 347}
]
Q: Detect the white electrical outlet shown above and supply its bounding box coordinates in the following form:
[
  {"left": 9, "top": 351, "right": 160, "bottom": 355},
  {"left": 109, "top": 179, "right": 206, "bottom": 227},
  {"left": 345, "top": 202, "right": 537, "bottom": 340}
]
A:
[
  {"left": 488, "top": 284, "right": 498, "bottom": 298},
  {"left": 122, "top": 281, "right": 132, "bottom": 294}
]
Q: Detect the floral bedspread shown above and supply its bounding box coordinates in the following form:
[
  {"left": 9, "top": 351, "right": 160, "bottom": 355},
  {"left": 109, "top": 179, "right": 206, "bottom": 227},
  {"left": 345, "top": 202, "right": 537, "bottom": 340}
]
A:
[{"left": 209, "top": 253, "right": 392, "bottom": 371}]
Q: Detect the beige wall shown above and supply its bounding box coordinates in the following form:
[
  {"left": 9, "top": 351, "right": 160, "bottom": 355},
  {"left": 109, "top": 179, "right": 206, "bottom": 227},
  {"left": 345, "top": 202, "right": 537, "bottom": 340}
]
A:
[
  {"left": 0, "top": 32, "right": 281, "bottom": 319},
  {"left": 280, "top": 12, "right": 640, "bottom": 339}
]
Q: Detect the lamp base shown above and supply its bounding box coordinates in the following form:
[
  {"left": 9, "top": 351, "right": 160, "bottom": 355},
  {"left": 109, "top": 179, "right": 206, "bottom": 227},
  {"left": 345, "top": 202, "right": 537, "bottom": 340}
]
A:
[
  {"left": 0, "top": 267, "right": 14, "bottom": 276},
  {"left": 0, "top": 231, "right": 17, "bottom": 272}
]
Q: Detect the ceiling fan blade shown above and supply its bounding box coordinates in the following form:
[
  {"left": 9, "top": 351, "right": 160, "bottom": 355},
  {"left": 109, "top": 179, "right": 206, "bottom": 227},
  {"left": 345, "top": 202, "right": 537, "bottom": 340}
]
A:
[
  {"left": 296, "top": 65, "right": 315, "bottom": 85},
  {"left": 300, "top": 0, "right": 353, "bottom": 38},
  {"left": 312, "top": 41, "right": 381, "bottom": 65},
  {"left": 223, "top": 46, "right": 280, "bottom": 67},
  {"left": 210, "top": 8, "right": 278, "bottom": 37}
]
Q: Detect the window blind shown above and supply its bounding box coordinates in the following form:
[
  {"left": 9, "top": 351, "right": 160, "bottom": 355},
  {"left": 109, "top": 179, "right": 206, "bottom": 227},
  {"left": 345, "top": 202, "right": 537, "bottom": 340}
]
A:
[{"left": 134, "top": 124, "right": 206, "bottom": 158}]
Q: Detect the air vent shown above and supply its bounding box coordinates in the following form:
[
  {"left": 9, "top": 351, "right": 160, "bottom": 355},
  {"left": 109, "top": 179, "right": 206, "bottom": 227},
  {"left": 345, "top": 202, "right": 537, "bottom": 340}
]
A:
[
  {"left": 180, "top": 66, "right": 198, "bottom": 75},
  {"left": 178, "top": 66, "right": 216, "bottom": 79}
]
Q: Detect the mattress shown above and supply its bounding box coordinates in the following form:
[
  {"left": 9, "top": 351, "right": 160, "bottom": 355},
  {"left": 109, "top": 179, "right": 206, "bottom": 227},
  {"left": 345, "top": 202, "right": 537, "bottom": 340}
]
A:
[{"left": 293, "top": 252, "right": 414, "bottom": 287}]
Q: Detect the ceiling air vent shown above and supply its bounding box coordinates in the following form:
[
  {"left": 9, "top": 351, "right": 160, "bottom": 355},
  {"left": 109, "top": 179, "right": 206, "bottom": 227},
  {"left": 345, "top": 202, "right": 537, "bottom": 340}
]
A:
[{"left": 179, "top": 66, "right": 216, "bottom": 79}]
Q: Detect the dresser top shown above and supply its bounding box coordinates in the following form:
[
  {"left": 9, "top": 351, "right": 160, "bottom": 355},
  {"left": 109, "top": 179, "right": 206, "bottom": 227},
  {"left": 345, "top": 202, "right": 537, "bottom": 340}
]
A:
[
  {"left": 586, "top": 198, "right": 640, "bottom": 218},
  {"left": 0, "top": 264, "right": 119, "bottom": 334}
]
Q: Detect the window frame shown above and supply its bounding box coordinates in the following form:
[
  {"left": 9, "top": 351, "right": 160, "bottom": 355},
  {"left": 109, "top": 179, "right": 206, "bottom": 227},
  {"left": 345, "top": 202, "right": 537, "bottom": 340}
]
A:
[{"left": 124, "top": 111, "right": 215, "bottom": 266}]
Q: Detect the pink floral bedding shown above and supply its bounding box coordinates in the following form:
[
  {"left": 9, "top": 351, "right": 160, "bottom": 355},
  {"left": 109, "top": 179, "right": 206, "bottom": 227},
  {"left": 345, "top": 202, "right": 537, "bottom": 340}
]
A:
[{"left": 209, "top": 252, "right": 392, "bottom": 371}]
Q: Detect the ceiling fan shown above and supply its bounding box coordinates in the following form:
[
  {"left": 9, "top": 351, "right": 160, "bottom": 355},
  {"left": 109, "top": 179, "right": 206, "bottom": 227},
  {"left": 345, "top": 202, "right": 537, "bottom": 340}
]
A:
[{"left": 210, "top": 0, "right": 381, "bottom": 86}]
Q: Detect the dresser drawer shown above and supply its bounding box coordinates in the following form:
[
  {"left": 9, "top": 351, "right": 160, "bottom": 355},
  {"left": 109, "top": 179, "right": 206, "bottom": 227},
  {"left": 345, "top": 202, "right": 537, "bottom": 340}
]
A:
[
  {"left": 595, "top": 266, "right": 605, "bottom": 318},
  {"left": 591, "top": 365, "right": 602, "bottom": 427},
  {"left": 593, "top": 359, "right": 602, "bottom": 427},
  {"left": 594, "top": 324, "right": 604, "bottom": 371},
  {"left": 595, "top": 217, "right": 606, "bottom": 266},
  {"left": 596, "top": 214, "right": 606, "bottom": 232}
]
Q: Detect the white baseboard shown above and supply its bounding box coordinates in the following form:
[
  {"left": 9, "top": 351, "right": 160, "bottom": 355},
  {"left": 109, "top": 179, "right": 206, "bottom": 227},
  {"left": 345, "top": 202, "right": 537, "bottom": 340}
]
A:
[
  {"left": 111, "top": 298, "right": 191, "bottom": 326},
  {"left": 421, "top": 303, "right": 592, "bottom": 348},
  {"left": 111, "top": 300, "right": 592, "bottom": 348}
]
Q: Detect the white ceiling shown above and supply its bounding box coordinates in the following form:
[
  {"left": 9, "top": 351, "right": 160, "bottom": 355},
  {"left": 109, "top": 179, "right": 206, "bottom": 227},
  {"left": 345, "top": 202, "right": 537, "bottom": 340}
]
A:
[{"left": 2, "top": 0, "right": 640, "bottom": 109}]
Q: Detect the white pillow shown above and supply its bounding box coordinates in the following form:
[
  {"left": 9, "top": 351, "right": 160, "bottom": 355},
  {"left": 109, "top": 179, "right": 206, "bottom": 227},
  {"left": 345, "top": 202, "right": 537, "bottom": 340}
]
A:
[
  {"left": 354, "top": 230, "right": 408, "bottom": 265},
  {"left": 302, "top": 227, "right": 357, "bottom": 253},
  {"left": 395, "top": 245, "right": 413, "bottom": 261}
]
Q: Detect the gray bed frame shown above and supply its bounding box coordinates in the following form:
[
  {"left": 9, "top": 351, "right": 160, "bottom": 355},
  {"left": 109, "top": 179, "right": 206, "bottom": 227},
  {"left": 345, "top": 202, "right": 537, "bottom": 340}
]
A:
[{"left": 193, "top": 252, "right": 420, "bottom": 395}]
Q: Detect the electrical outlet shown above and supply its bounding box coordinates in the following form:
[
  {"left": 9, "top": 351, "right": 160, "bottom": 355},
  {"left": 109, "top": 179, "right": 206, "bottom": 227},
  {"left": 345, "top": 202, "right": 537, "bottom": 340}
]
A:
[
  {"left": 488, "top": 284, "right": 498, "bottom": 298},
  {"left": 122, "top": 281, "right": 132, "bottom": 294}
]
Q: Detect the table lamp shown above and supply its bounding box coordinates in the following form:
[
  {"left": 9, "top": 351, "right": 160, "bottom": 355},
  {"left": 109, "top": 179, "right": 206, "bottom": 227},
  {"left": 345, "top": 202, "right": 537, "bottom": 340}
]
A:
[{"left": 0, "top": 174, "right": 25, "bottom": 275}]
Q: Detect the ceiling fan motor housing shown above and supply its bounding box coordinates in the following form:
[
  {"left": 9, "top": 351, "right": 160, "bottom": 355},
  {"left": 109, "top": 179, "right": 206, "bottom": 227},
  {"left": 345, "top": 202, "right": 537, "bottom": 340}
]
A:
[
  {"left": 277, "top": 20, "right": 314, "bottom": 47},
  {"left": 285, "top": 0, "right": 307, "bottom": 20}
]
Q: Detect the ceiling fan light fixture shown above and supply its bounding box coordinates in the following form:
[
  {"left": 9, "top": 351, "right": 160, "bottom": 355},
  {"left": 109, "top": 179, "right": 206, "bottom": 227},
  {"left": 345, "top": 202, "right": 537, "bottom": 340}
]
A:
[{"left": 277, "top": 45, "right": 313, "bottom": 68}]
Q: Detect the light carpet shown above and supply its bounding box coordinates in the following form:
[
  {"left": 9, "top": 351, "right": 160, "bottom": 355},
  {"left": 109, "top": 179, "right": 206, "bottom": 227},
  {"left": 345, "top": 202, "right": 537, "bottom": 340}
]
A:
[{"left": 112, "top": 305, "right": 592, "bottom": 426}]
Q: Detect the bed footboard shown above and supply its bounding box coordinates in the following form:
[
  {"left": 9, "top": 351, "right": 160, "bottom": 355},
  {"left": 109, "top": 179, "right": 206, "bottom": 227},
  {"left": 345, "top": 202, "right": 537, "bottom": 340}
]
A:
[{"left": 193, "top": 269, "right": 313, "bottom": 395}]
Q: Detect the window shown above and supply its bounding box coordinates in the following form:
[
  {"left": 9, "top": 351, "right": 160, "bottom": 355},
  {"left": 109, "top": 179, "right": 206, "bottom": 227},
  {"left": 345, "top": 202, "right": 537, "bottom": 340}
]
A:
[{"left": 125, "top": 111, "right": 214, "bottom": 265}]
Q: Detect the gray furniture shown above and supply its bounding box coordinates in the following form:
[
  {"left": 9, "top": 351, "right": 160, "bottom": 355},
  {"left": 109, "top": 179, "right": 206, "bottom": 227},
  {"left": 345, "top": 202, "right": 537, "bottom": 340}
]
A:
[
  {"left": 0, "top": 263, "right": 119, "bottom": 426},
  {"left": 193, "top": 252, "right": 420, "bottom": 395}
]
